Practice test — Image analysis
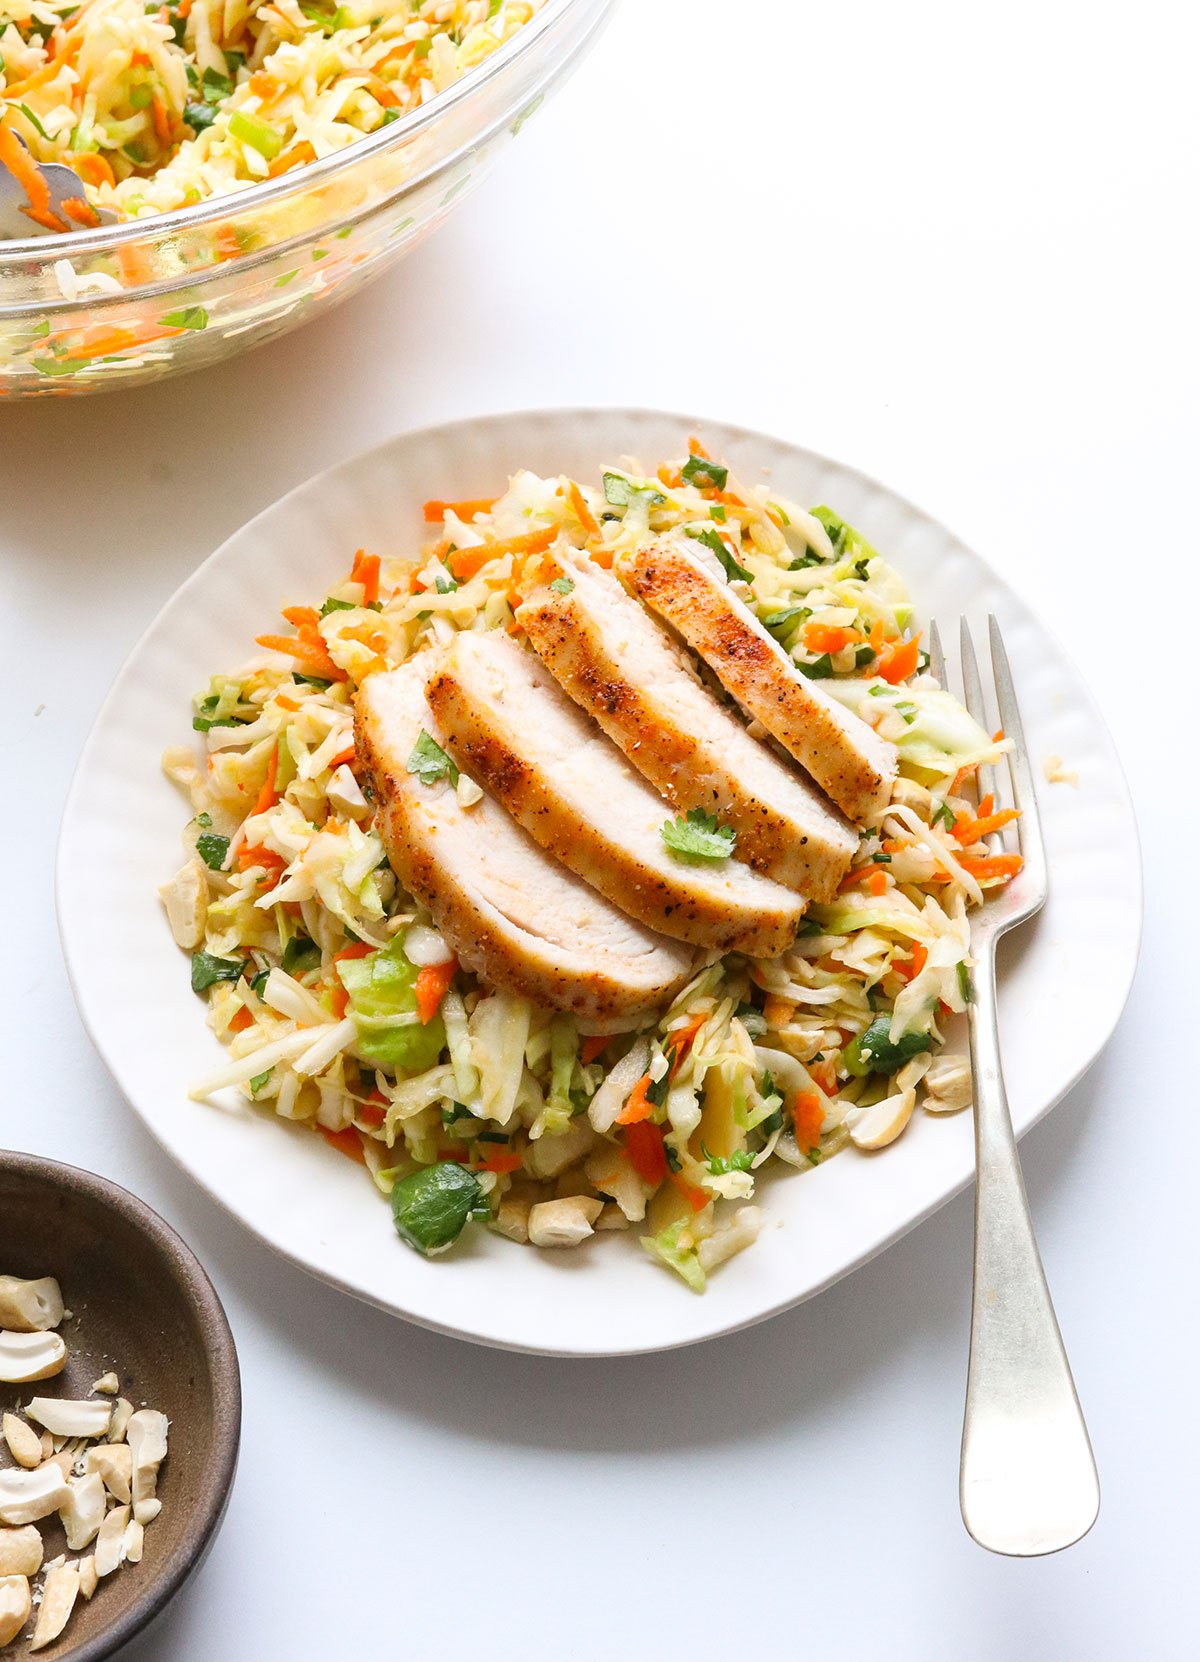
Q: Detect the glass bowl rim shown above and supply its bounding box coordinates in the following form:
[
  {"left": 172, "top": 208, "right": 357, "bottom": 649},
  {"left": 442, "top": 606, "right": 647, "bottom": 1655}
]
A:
[{"left": 0, "top": 0, "right": 584, "bottom": 271}]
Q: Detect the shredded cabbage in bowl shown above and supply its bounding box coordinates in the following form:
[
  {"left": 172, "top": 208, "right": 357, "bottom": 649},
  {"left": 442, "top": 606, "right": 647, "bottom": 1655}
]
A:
[
  {"left": 160, "top": 441, "right": 1019, "bottom": 1289},
  {"left": 0, "top": 0, "right": 543, "bottom": 228}
]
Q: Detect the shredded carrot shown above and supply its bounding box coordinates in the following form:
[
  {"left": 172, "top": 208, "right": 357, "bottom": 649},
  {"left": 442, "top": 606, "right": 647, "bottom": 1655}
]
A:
[
  {"left": 791, "top": 1090, "right": 825, "bottom": 1154},
  {"left": 117, "top": 241, "right": 155, "bottom": 284},
  {"left": 249, "top": 71, "right": 279, "bottom": 101},
  {"left": 235, "top": 843, "right": 283, "bottom": 872},
  {"left": 448, "top": 525, "right": 558, "bottom": 582},
  {"left": 665, "top": 1011, "right": 708, "bottom": 1075},
  {"left": 69, "top": 151, "right": 116, "bottom": 188},
  {"left": 366, "top": 73, "right": 400, "bottom": 107},
  {"left": 350, "top": 548, "right": 380, "bottom": 606},
  {"left": 281, "top": 605, "right": 319, "bottom": 628},
  {"left": 477, "top": 1149, "right": 522, "bottom": 1175},
  {"left": 319, "top": 1126, "right": 366, "bottom": 1165},
  {"left": 423, "top": 496, "right": 497, "bottom": 524},
  {"left": 875, "top": 633, "right": 922, "bottom": 684},
  {"left": 993, "top": 728, "right": 1005, "bottom": 743},
  {"left": 256, "top": 630, "right": 347, "bottom": 683},
  {"left": 803, "top": 622, "right": 858, "bottom": 655},
  {"left": 268, "top": 140, "right": 316, "bottom": 178},
  {"left": 763, "top": 995, "right": 795, "bottom": 1030},
  {"left": 616, "top": 1073, "right": 655, "bottom": 1126},
  {"left": 624, "top": 1121, "right": 668, "bottom": 1187},
  {"left": 438, "top": 1143, "right": 471, "bottom": 1163},
  {"left": 215, "top": 224, "right": 242, "bottom": 262},
  {"left": 358, "top": 1101, "right": 386, "bottom": 1130},
  {"left": 567, "top": 479, "right": 599, "bottom": 538},
  {"left": 414, "top": 958, "right": 457, "bottom": 1025},
  {"left": 840, "top": 864, "right": 888, "bottom": 894},
  {"left": 178, "top": 0, "right": 191, "bottom": 15},
  {"left": 333, "top": 942, "right": 374, "bottom": 965},
  {"left": 895, "top": 941, "right": 929, "bottom": 984},
  {"left": 657, "top": 464, "right": 684, "bottom": 490},
  {"left": 330, "top": 981, "right": 350, "bottom": 1019},
  {"left": 808, "top": 1059, "right": 836, "bottom": 1099},
  {"left": 275, "top": 695, "right": 300, "bottom": 712},
  {"left": 669, "top": 1173, "right": 709, "bottom": 1213},
  {"left": 958, "top": 853, "right": 1023, "bottom": 882},
  {"left": 328, "top": 745, "right": 356, "bottom": 771},
  {"left": 0, "top": 120, "right": 67, "bottom": 232},
  {"left": 950, "top": 762, "right": 978, "bottom": 795},
  {"left": 60, "top": 195, "right": 100, "bottom": 227},
  {"left": 229, "top": 1005, "right": 253, "bottom": 1034},
  {"left": 687, "top": 435, "right": 710, "bottom": 459},
  {"left": 151, "top": 93, "right": 172, "bottom": 147},
  {"left": 977, "top": 793, "right": 995, "bottom": 819},
  {"left": 580, "top": 1034, "right": 610, "bottom": 1065},
  {"left": 250, "top": 744, "right": 280, "bottom": 817},
  {"left": 953, "top": 807, "right": 1020, "bottom": 844}
]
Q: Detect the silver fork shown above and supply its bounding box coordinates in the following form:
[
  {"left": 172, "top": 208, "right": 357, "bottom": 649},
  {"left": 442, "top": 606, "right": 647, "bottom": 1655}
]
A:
[{"left": 927, "top": 615, "right": 1100, "bottom": 1557}]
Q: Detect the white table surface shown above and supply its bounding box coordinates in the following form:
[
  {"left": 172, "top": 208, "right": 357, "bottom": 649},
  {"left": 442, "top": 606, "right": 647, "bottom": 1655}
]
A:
[{"left": 3, "top": 2, "right": 1197, "bottom": 1656}]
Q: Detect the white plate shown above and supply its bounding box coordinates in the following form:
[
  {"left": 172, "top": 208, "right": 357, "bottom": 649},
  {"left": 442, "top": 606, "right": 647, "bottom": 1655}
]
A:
[{"left": 56, "top": 408, "right": 1142, "bottom": 1357}]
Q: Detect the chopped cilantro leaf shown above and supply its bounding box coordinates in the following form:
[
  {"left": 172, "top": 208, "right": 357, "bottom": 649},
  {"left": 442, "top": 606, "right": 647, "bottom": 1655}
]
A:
[
  {"left": 434, "top": 576, "right": 458, "bottom": 594},
  {"left": 196, "top": 832, "right": 230, "bottom": 871},
  {"left": 685, "top": 526, "right": 752, "bottom": 584},
  {"left": 661, "top": 807, "right": 737, "bottom": 863},
  {"left": 319, "top": 596, "right": 356, "bottom": 617},
  {"left": 549, "top": 576, "right": 575, "bottom": 595},
  {"left": 680, "top": 455, "right": 728, "bottom": 491},
  {"left": 190, "top": 951, "right": 246, "bottom": 993},
  {"left": 406, "top": 729, "right": 459, "bottom": 788},
  {"left": 931, "top": 800, "right": 957, "bottom": 831},
  {"left": 797, "top": 653, "right": 834, "bottom": 679},
  {"left": 282, "top": 936, "right": 321, "bottom": 976},
  {"left": 160, "top": 305, "right": 208, "bottom": 331},
  {"left": 250, "top": 1071, "right": 271, "bottom": 1094}
]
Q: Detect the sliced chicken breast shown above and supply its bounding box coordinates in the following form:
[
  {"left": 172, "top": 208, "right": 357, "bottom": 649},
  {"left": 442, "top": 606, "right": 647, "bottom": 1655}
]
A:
[
  {"left": 355, "top": 656, "right": 695, "bottom": 1020},
  {"left": 426, "top": 631, "right": 806, "bottom": 958},
  {"left": 623, "top": 536, "right": 898, "bottom": 821},
  {"left": 515, "top": 557, "right": 856, "bottom": 900}
]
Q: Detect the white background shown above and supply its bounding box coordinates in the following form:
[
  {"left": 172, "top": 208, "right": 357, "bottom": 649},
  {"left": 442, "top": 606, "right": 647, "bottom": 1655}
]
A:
[{"left": 3, "top": 1, "right": 1198, "bottom": 1656}]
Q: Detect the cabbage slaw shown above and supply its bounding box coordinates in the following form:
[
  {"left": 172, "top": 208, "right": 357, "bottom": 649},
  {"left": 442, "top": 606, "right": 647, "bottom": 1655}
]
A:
[{"left": 161, "top": 441, "right": 1018, "bottom": 1289}]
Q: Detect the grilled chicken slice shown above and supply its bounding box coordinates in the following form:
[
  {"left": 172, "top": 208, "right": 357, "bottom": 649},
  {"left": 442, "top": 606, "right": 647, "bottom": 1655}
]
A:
[
  {"left": 355, "top": 657, "right": 695, "bottom": 1020},
  {"left": 515, "top": 557, "right": 856, "bottom": 900},
  {"left": 426, "top": 631, "right": 806, "bottom": 957},
  {"left": 622, "top": 536, "right": 898, "bottom": 821}
]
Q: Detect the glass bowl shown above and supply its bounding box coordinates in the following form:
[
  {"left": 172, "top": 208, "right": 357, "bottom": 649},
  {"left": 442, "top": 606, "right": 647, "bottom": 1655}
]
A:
[{"left": 0, "top": 0, "right": 611, "bottom": 398}]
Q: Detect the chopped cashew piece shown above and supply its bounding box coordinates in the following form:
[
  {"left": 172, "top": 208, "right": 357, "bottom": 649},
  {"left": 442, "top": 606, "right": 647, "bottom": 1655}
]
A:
[
  {"left": 493, "top": 1191, "right": 532, "bottom": 1245},
  {"left": 327, "top": 765, "right": 370, "bottom": 818},
  {"left": 91, "top": 1372, "right": 120, "bottom": 1396},
  {"left": 0, "top": 1467, "right": 71, "bottom": 1528},
  {"left": 123, "top": 1520, "right": 145, "bottom": 1564},
  {"left": 924, "top": 1054, "right": 972, "bottom": 1114},
  {"left": 85, "top": 1444, "right": 132, "bottom": 1505},
  {"left": 158, "top": 857, "right": 209, "bottom": 949},
  {"left": 109, "top": 1399, "right": 133, "bottom": 1444},
  {"left": 134, "top": 1498, "right": 161, "bottom": 1526},
  {"left": 1042, "top": 753, "right": 1079, "bottom": 786},
  {"left": 697, "top": 1205, "right": 764, "bottom": 1271},
  {"left": 29, "top": 1561, "right": 79, "bottom": 1652},
  {"left": 2, "top": 1414, "right": 43, "bottom": 1470},
  {"left": 0, "top": 1331, "right": 67, "bottom": 1385},
  {"left": 595, "top": 1204, "right": 631, "bottom": 1231},
  {"left": 126, "top": 1411, "right": 169, "bottom": 1514},
  {"left": 455, "top": 772, "right": 484, "bottom": 808},
  {"left": 0, "top": 1574, "right": 31, "bottom": 1648},
  {"left": 846, "top": 1085, "right": 917, "bottom": 1149},
  {"left": 59, "top": 1473, "right": 107, "bottom": 1551},
  {"left": 0, "top": 1527, "right": 42, "bottom": 1578},
  {"left": 93, "top": 1506, "right": 130, "bottom": 1578},
  {"left": 78, "top": 1555, "right": 98, "bottom": 1600},
  {"left": 525, "top": 1120, "right": 595, "bottom": 1179},
  {"left": 527, "top": 1195, "right": 603, "bottom": 1248},
  {"left": 25, "top": 1399, "right": 112, "bottom": 1440},
  {"left": 0, "top": 1277, "right": 63, "bottom": 1333}
]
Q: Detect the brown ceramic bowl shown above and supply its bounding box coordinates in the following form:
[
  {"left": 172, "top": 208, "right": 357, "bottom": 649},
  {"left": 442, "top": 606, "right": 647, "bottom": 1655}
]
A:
[{"left": 0, "top": 1152, "right": 240, "bottom": 1659}]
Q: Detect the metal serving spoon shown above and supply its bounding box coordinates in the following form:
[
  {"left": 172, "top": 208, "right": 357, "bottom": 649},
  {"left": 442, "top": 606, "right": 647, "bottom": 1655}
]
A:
[{"left": 0, "top": 134, "right": 117, "bottom": 238}]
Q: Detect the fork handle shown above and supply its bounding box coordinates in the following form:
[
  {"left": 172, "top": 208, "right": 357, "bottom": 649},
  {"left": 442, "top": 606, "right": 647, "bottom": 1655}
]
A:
[{"left": 959, "top": 948, "right": 1100, "bottom": 1555}]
